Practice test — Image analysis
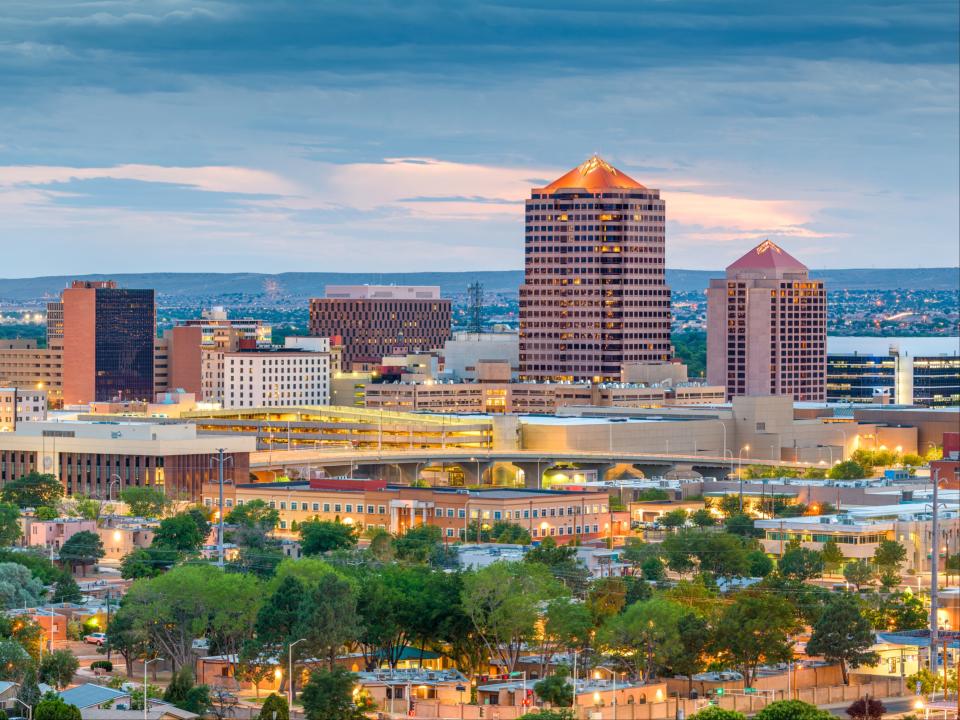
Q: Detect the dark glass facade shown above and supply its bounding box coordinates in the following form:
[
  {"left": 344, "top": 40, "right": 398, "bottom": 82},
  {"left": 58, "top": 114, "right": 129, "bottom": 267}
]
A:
[
  {"left": 913, "top": 357, "right": 960, "bottom": 407},
  {"left": 95, "top": 288, "right": 155, "bottom": 402},
  {"left": 826, "top": 354, "right": 895, "bottom": 403}
]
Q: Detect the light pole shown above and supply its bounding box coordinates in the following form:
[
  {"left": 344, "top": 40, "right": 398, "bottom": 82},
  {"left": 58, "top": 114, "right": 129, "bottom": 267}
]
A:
[
  {"left": 711, "top": 419, "right": 728, "bottom": 460},
  {"left": 144, "top": 657, "right": 164, "bottom": 720},
  {"left": 288, "top": 638, "right": 307, "bottom": 709},
  {"left": 107, "top": 474, "right": 122, "bottom": 503},
  {"left": 738, "top": 445, "right": 751, "bottom": 512}
]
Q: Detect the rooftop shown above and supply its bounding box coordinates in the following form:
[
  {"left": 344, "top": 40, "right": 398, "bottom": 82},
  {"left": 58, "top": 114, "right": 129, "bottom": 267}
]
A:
[
  {"left": 539, "top": 155, "right": 647, "bottom": 193},
  {"left": 726, "top": 239, "right": 809, "bottom": 279}
]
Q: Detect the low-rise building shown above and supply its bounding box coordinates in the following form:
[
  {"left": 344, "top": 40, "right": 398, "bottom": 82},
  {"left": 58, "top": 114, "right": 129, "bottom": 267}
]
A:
[
  {"left": 0, "top": 387, "right": 47, "bottom": 431},
  {"left": 97, "top": 519, "right": 157, "bottom": 560},
  {"left": 0, "top": 339, "right": 63, "bottom": 408},
  {"left": 26, "top": 517, "right": 97, "bottom": 550},
  {"left": 205, "top": 478, "right": 629, "bottom": 544}
]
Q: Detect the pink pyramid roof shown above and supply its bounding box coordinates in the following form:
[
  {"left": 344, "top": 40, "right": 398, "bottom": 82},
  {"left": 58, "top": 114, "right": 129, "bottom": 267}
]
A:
[
  {"left": 726, "top": 240, "right": 808, "bottom": 278},
  {"left": 540, "top": 155, "right": 646, "bottom": 192}
]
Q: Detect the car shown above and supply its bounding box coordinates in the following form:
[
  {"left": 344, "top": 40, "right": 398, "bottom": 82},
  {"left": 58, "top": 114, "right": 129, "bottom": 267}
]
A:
[{"left": 84, "top": 632, "right": 107, "bottom": 646}]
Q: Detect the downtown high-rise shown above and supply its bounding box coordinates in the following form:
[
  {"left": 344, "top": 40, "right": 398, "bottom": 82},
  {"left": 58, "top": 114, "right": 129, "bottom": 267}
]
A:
[{"left": 519, "top": 156, "right": 672, "bottom": 382}]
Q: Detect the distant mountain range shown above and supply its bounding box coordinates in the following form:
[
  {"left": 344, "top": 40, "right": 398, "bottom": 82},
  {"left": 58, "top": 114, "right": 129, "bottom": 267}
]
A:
[{"left": 0, "top": 267, "right": 956, "bottom": 305}]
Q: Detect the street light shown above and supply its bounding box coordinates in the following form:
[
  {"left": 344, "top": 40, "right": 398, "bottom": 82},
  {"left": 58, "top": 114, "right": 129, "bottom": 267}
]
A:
[
  {"left": 107, "top": 474, "right": 123, "bottom": 502},
  {"left": 144, "top": 657, "right": 165, "bottom": 720},
  {"left": 289, "top": 638, "right": 307, "bottom": 709},
  {"left": 738, "top": 445, "right": 750, "bottom": 512}
]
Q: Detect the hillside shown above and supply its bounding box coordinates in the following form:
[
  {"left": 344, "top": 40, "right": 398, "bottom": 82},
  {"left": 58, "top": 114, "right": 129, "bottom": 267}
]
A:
[{"left": 0, "top": 267, "right": 956, "bottom": 305}]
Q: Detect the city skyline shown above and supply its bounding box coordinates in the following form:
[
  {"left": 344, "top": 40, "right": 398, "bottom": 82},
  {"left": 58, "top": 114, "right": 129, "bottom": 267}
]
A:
[{"left": 1, "top": 2, "right": 958, "bottom": 276}]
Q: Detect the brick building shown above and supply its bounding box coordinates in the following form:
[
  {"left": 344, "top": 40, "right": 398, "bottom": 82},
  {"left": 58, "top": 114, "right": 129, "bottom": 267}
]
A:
[
  {"left": 309, "top": 285, "right": 451, "bottom": 370},
  {"left": 706, "top": 240, "right": 826, "bottom": 401},
  {"left": 519, "top": 155, "right": 672, "bottom": 382}
]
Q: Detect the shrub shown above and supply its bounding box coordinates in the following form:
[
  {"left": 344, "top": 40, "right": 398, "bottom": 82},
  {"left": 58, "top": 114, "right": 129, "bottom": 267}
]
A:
[
  {"left": 91, "top": 660, "right": 114, "bottom": 672},
  {"left": 257, "top": 694, "right": 289, "bottom": 720},
  {"left": 755, "top": 700, "right": 833, "bottom": 720},
  {"left": 690, "top": 708, "right": 747, "bottom": 720}
]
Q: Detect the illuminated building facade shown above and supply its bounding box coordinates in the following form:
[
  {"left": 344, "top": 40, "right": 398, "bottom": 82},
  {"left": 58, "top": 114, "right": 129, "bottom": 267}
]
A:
[
  {"left": 519, "top": 155, "right": 672, "bottom": 382},
  {"left": 706, "top": 240, "right": 826, "bottom": 401},
  {"left": 309, "top": 286, "right": 451, "bottom": 370}
]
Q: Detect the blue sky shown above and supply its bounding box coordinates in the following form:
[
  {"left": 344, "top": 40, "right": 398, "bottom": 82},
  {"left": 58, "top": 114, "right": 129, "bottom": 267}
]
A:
[{"left": 0, "top": 1, "right": 957, "bottom": 275}]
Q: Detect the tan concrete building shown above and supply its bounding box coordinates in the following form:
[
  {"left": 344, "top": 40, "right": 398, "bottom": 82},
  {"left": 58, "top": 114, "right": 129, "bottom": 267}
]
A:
[
  {"left": 707, "top": 240, "right": 826, "bottom": 401},
  {"left": 519, "top": 155, "right": 672, "bottom": 382},
  {"left": 223, "top": 337, "right": 331, "bottom": 409},
  {"left": 0, "top": 340, "right": 63, "bottom": 407},
  {"left": 0, "top": 387, "right": 47, "bottom": 431},
  {"left": 0, "top": 420, "right": 254, "bottom": 501}
]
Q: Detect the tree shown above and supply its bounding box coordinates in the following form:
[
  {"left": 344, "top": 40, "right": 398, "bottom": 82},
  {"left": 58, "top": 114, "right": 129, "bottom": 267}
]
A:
[
  {"left": 51, "top": 572, "right": 83, "bottom": 603},
  {"left": 659, "top": 509, "right": 689, "bottom": 529},
  {"left": 524, "top": 537, "right": 590, "bottom": 594},
  {"left": 119, "top": 486, "right": 169, "bottom": 518},
  {"left": 843, "top": 560, "right": 875, "bottom": 590},
  {"left": 519, "top": 712, "right": 575, "bottom": 720},
  {"left": 779, "top": 547, "right": 824, "bottom": 582},
  {"left": 636, "top": 488, "right": 670, "bottom": 502},
  {"left": 58, "top": 530, "right": 105, "bottom": 576},
  {"left": 120, "top": 548, "right": 162, "bottom": 579},
  {"left": 163, "top": 667, "right": 212, "bottom": 715},
  {"left": 598, "top": 597, "right": 685, "bottom": 681},
  {"left": 829, "top": 461, "right": 868, "bottom": 480},
  {"left": 0, "top": 562, "right": 44, "bottom": 607},
  {"left": 0, "top": 639, "right": 31, "bottom": 681},
  {"left": 537, "top": 598, "right": 592, "bottom": 677},
  {"left": 295, "top": 573, "right": 362, "bottom": 670},
  {"left": 151, "top": 513, "right": 205, "bottom": 554},
  {"left": 299, "top": 520, "right": 358, "bottom": 555},
  {"left": 185, "top": 506, "right": 212, "bottom": 539},
  {"left": 846, "top": 695, "right": 885, "bottom": 720},
  {"left": 300, "top": 667, "right": 364, "bottom": 720},
  {"left": 725, "top": 513, "right": 762, "bottom": 538},
  {"left": 38, "top": 648, "right": 80, "bottom": 689},
  {"left": 821, "top": 539, "right": 845, "bottom": 575},
  {"left": 534, "top": 667, "right": 573, "bottom": 707},
  {"left": 0, "top": 503, "right": 21, "bottom": 546},
  {"left": 873, "top": 540, "right": 906, "bottom": 574},
  {"left": 226, "top": 499, "right": 279, "bottom": 531},
  {"left": 641, "top": 555, "right": 666, "bottom": 581},
  {"left": 1, "top": 472, "right": 63, "bottom": 508},
  {"left": 17, "top": 663, "right": 41, "bottom": 707},
  {"left": 36, "top": 506, "right": 58, "bottom": 520},
  {"left": 33, "top": 697, "right": 81, "bottom": 720},
  {"left": 690, "top": 509, "right": 716, "bottom": 528},
  {"left": 257, "top": 694, "right": 289, "bottom": 720},
  {"left": 69, "top": 495, "right": 103, "bottom": 522},
  {"left": 586, "top": 577, "right": 627, "bottom": 627},
  {"left": 711, "top": 591, "right": 798, "bottom": 688},
  {"left": 754, "top": 701, "right": 833, "bottom": 720},
  {"left": 690, "top": 708, "right": 746, "bottom": 720},
  {"left": 462, "top": 561, "right": 562, "bottom": 672},
  {"left": 392, "top": 524, "right": 445, "bottom": 564},
  {"left": 747, "top": 550, "right": 774, "bottom": 578},
  {"left": 806, "top": 593, "right": 879, "bottom": 684},
  {"left": 672, "top": 612, "right": 710, "bottom": 694}
]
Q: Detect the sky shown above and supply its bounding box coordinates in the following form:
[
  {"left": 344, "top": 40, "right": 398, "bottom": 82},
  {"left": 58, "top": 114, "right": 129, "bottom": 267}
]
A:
[{"left": 0, "top": 0, "right": 958, "bottom": 276}]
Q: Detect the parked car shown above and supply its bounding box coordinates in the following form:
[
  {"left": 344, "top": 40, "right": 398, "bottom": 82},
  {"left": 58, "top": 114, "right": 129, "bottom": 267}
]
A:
[{"left": 85, "top": 632, "right": 107, "bottom": 646}]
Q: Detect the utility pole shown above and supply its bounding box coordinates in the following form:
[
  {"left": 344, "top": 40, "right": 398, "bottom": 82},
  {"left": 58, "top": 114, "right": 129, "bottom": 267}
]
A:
[
  {"left": 210, "top": 449, "right": 233, "bottom": 567},
  {"left": 929, "top": 468, "right": 940, "bottom": 673}
]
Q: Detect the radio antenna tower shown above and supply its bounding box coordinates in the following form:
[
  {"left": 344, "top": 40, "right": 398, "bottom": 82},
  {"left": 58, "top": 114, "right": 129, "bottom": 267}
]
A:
[{"left": 467, "top": 281, "right": 484, "bottom": 334}]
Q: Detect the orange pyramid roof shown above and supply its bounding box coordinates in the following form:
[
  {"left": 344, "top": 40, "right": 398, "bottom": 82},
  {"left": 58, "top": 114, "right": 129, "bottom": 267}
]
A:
[
  {"left": 540, "top": 155, "right": 646, "bottom": 192},
  {"left": 726, "top": 239, "right": 809, "bottom": 278}
]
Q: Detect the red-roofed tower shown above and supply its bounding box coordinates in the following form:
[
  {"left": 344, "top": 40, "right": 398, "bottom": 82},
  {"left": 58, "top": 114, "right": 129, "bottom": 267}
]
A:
[
  {"left": 706, "top": 240, "right": 826, "bottom": 401},
  {"left": 519, "top": 156, "right": 672, "bottom": 382}
]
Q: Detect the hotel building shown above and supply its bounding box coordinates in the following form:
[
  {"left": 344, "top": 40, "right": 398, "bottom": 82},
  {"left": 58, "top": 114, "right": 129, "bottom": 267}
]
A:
[
  {"left": 309, "top": 286, "right": 451, "bottom": 370},
  {"left": 519, "top": 155, "right": 672, "bottom": 382},
  {"left": 61, "top": 280, "right": 156, "bottom": 405},
  {"left": 206, "top": 477, "right": 630, "bottom": 544},
  {"left": 706, "top": 240, "right": 826, "bottom": 401}
]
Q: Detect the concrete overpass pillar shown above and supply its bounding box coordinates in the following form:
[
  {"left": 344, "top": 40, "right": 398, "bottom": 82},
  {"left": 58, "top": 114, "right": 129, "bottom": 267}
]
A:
[
  {"left": 513, "top": 461, "right": 546, "bottom": 489},
  {"left": 459, "top": 460, "right": 493, "bottom": 487}
]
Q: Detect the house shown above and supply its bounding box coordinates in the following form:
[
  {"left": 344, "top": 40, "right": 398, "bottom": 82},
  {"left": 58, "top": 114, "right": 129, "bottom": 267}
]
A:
[
  {"left": 81, "top": 707, "right": 198, "bottom": 720},
  {"left": 58, "top": 683, "right": 131, "bottom": 710}
]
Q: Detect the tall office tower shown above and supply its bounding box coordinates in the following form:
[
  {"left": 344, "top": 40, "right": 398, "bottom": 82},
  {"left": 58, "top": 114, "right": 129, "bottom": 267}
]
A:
[
  {"left": 706, "top": 240, "right": 826, "bottom": 401},
  {"left": 518, "top": 155, "right": 672, "bottom": 382},
  {"left": 309, "top": 286, "right": 452, "bottom": 370},
  {"left": 61, "top": 281, "right": 156, "bottom": 405}
]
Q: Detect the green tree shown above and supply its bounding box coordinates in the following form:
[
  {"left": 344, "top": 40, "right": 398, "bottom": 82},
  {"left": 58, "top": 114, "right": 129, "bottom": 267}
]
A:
[
  {"left": 598, "top": 597, "right": 685, "bottom": 681},
  {"left": 843, "top": 560, "right": 875, "bottom": 590},
  {"left": 0, "top": 640, "right": 30, "bottom": 681},
  {"left": 257, "top": 694, "right": 289, "bottom": 720},
  {"left": 151, "top": 513, "right": 205, "bottom": 554},
  {"left": 300, "top": 667, "right": 364, "bottom": 720},
  {"left": 873, "top": 540, "right": 906, "bottom": 574},
  {"left": 39, "top": 649, "right": 80, "bottom": 689},
  {"left": 829, "top": 461, "right": 869, "bottom": 480},
  {"left": 524, "top": 537, "right": 590, "bottom": 594},
  {"left": 119, "top": 486, "right": 170, "bottom": 518},
  {"left": 806, "top": 593, "right": 879, "bottom": 684},
  {"left": 673, "top": 612, "right": 711, "bottom": 694},
  {"left": 163, "top": 667, "right": 212, "bottom": 715},
  {"left": 690, "top": 708, "right": 746, "bottom": 720},
  {"left": 70, "top": 495, "right": 103, "bottom": 522},
  {"left": 0, "top": 503, "right": 21, "bottom": 546},
  {"left": 33, "top": 697, "right": 82, "bottom": 720},
  {"left": 0, "top": 562, "right": 45, "bottom": 607},
  {"left": 659, "top": 509, "right": 689, "bottom": 529},
  {"left": 120, "top": 548, "right": 163, "bottom": 579},
  {"left": 821, "top": 539, "right": 845, "bottom": 575},
  {"left": 754, "top": 700, "right": 833, "bottom": 720},
  {"left": 725, "top": 513, "right": 762, "bottom": 538},
  {"left": 690, "top": 509, "right": 716, "bottom": 528},
  {"left": 226, "top": 499, "right": 279, "bottom": 531},
  {"left": 778, "top": 547, "right": 825, "bottom": 582},
  {"left": 392, "top": 524, "right": 445, "bottom": 564},
  {"left": 534, "top": 667, "right": 573, "bottom": 707},
  {"left": 103, "top": 606, "right": 148, "bottom": 678},
  {"left": 51, "top": 572, "right": 83, "bottom": 603},
  {"left": 537, "top": 598, "right": 592, "bottom": 677},
  {"left": 747, "top": 550, "right": 774, "bottom": 578},
  {"left": 17, "top": 663, "right": 41, "bottom": 707},
  {"left": 58, "top": 530, "right": 105, "bottom": 576},
  {"left": 299, "top": 520, "right": 358, "bottom": 555},
  {"left": 1, "top": 472, "right": 63, "bottom": 508},
  {"left": 586, "top": 577, "right": 627, "bottom": 626},
  {"left": 296, "top": 572, "right": 362, "bottom": 670},
  {"left": 462, "top": 561, "right": 562, "bottom": 672},
  {"left": 36, "top": 506, "right": 58, "bottom": 520},
  {"left": 635, "top": 488, "right": 670, "bottom": 502},
  {"left": 711, "top": 591, "right": 798, "bottom": 688},
  {"left": 642, "top": 555, "right": 666, "bottom": 581}
]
